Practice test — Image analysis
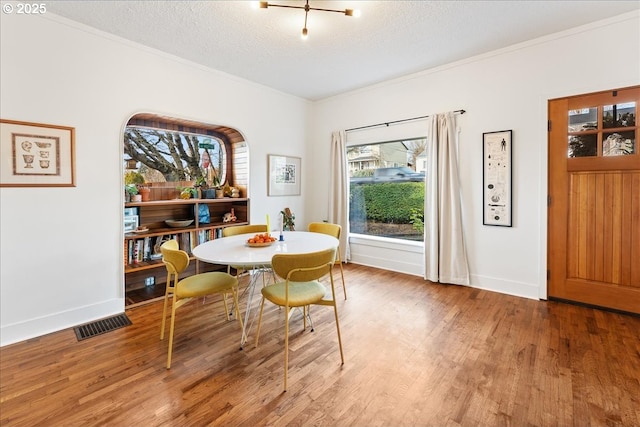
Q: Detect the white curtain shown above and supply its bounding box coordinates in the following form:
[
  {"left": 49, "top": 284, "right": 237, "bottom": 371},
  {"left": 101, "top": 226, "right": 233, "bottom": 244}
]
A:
[
  {"left": 424, "top": 112, "right": 470, "bottom": 285},
  {"left": 329, "top": 130, "right": 350, "bottom": 261}
]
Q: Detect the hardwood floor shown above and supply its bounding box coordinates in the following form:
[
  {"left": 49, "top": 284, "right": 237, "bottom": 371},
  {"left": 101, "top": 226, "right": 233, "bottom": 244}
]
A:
[{"left": 1, "top": 263, "right": 639, "bottom": 426}]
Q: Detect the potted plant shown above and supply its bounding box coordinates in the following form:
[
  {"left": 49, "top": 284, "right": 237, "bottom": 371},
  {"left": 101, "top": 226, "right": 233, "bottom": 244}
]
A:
[
  {"left": 281, "top": 208, "right": 295, "bottom": 231},
  {"left": 138, "top": 185, "right": 151, "bottom": 202},
  {"left": 196, "top": 177, "right": 216, "bottom": 199},
  {"left": 209, "top": 168, "right": 224, "bottom": 198},
  {"left": 124, "top": 171, "right": 145, "bottom": 202},
  {"left": 177, "top": 185, "right": 197, "bottom": 199},
  {"left": 125, "top": 184, "right": 139, "bottom": 202}
]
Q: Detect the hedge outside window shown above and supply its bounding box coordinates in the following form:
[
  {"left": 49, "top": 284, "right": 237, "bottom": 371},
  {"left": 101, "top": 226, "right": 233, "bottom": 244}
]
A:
[{"left": 348, "top": 138, "right": 426, "bottom": 241}]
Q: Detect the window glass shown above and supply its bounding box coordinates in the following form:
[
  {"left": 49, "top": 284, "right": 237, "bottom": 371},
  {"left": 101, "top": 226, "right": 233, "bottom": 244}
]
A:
[
  {"left": 603, "top": 131, "right": 636, "bottom": 156},
  {"left": 124, "top": 126, "right": 226, "bottom": 186},
  {"left": 567, "top": 107, "right": 598, "bottom": 158},
  {"left": 603, "top": 102, "right": 635, "bottom": 128},
  {"left": 568, "top": 107, "right": 598, "bottom": 132},
  {"left": 568, "top": 134, "right": 597, "bottom": 157},
  {"left": 348, "top": 138, "right": 426, "bottom": 241}
]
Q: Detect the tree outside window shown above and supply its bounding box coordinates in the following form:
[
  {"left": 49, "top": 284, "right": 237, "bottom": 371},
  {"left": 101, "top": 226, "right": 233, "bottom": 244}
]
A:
[{"left": 124, "top": 126, "right": 226, "bottom": 187}]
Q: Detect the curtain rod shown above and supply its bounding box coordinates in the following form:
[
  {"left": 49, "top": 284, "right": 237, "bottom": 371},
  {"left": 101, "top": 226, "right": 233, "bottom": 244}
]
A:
[{"left": 345, "top": 109, "right": 466, "bottom": 132}]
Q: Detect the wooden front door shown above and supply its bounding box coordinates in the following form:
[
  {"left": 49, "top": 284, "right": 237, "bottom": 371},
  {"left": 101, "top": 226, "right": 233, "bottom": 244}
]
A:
[{"left": 548, "top": 86, "right": 640, "bottom": 314}]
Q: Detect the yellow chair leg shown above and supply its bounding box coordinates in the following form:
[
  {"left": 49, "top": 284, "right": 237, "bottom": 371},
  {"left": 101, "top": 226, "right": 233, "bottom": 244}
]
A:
[
  {"left": 254, "top": 297, "right": 266, "bottom": 347},
  {"left": 333, "top": 304, "right": 344, "bottom": 365},
  {"left": 160, "top": 294, "right": 169, "bottom": 340},
  {"left": 284, "top": 306, "right": 290, "bottom": 392},
  {"left": 222, "top": 293, "right": 230, "bottom": 321},
  {"left": 303, "top": 306, "right": 307, "bottom": 329},
  {"left": 167, "top": 296, "right": 178, "bottom": 369},
  {"left": 338, "top": 261, "right": 346, "bottom": 300},
  {"left": 160, "top": 273, "right": 172, "bottom": 339}
]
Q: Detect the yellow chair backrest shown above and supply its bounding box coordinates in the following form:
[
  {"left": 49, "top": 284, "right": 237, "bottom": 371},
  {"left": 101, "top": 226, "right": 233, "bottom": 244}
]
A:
[
  {"left": 160, "top": 240, "right": 190, "bottom": 274},
  {"left": 222, "top": 224, "right": 268, "bottom": 237},
  {"left": 308, "top": 222, "right": 341, "bottom": 239},
  {"left": 271, "top": 248, "right": 336, "bottom": 283}
]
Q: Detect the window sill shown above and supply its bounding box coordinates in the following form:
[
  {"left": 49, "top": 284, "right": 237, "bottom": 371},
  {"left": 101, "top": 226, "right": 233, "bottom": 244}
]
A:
[{"left": 348, "top": 233, "right": 423, "bottom": 253}]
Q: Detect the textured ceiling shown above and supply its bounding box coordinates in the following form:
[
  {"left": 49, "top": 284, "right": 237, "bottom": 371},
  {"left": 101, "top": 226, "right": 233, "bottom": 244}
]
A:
[{"left": 46, "top": 1, "right": 640, "bottom": 101}]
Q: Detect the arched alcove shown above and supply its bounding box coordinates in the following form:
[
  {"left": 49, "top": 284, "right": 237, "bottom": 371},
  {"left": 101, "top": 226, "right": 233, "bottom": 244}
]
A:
[{"left": 122, "top": 113, "right": 250, "bottom": 306}]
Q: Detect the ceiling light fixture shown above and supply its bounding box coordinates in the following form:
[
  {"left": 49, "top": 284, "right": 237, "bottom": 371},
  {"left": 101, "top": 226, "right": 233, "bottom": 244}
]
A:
[{"left": 258, "top": 1, "right": 359, "bottom": 39}]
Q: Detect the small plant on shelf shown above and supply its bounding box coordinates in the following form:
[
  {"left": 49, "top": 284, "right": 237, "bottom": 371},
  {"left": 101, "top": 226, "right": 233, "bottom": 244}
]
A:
[
  {"left": 281, "top": 207, "right": 295, "bottom": 231},
  {"left": 124, "top": 184, "right": 139, "bottom": 202},
  {"left": 125, "top": 184, "right": 138, "bottom": 195},
  {"left": 177, "top": 185, "right": 197, "bottom": 199}
]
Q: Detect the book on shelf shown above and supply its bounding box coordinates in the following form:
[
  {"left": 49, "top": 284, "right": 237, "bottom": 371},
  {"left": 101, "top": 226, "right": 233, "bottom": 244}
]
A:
[
  {"left": 143, "top": 236, "right": 151, "bottom": 261},
  {"left": 125, "top": 226, "right": 227, "bottom": 267},
  {"left": 195, "top": 228, "right": 218, "bottom": 245},
  {"left": 136, "top": 240, "right": 144, "bottom": 263},
  {"left": 131, "top": 241, "right": 139, "bottom": 264}
]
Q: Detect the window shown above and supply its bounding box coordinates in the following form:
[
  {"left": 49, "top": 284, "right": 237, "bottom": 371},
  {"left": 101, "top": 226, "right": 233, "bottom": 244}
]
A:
[
  {"left": 568, "top": 101, "right": 636, "bottom": 158},
  {"left": 124, "top": 126, "right": 226, "bottom": 188},
  {"left": 348, "top": 138, "right": 426, "bottom": 241}
]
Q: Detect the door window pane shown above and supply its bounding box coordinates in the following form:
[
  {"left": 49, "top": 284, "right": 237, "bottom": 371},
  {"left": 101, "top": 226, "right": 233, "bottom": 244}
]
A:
[
  {"left": 603, "top": 131, "right": 635, "bottom": 156},
  {"left": 568, "top": 135, "right": 597, "bottom": 157},
  {"left": 568, "top": 107, "right": 598, "bottom": 132},
  {"left": 603, "top": 102, "right": 636, "bottom": 128}
]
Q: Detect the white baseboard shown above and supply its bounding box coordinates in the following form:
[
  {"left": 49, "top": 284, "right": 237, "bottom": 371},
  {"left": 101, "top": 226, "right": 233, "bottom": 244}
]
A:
[
  {"left": 0, "top": 298, "right": 125, "bottom": 347},
  {"left": 348, "top": 234, "right": 424, "bottom": 276},
  {"left": 470, "top": 274, "right": 540, "bottom": 300},
  {"left": 348, "top": 237, "right": 540, "bottom": 301}
]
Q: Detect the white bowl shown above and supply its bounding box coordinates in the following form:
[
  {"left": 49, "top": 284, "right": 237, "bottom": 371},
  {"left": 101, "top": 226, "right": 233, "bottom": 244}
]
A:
[{"left": 165, "top": 219, "right": 194, "bottom": 228}]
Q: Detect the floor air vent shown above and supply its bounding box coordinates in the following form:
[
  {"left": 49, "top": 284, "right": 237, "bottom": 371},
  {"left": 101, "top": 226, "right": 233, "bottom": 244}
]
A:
[{"left": 74, "top": 313, "right": 132, "bottom": 341}]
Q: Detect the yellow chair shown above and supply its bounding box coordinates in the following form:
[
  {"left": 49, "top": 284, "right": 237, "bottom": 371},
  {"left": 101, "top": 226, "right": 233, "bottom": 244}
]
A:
[
  {"left": 222, "top": 223, "right": 270, "bottom": 280},
  {"left": 255, "top": 248, "right": 344, "bottom": 391},
  {"left": 160, "top": 240, "right": 243, "bottom": 369},
  {"left": 308, "top": 222, "right": 347, "bottom": 299},
  {"left": 222, "top": 224, "right": 268, "bottom": 238}
]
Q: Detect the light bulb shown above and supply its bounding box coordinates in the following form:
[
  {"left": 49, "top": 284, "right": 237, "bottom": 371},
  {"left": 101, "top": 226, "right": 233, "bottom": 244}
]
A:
[{"left": 345, "top": 8, "right": 360, "bottom": 17}]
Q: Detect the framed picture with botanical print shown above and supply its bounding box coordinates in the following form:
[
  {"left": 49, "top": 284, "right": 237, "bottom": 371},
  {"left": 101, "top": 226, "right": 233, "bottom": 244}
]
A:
[
  {"left": 268, "top": 154, "right": 301, "bottom": 196},
  {"left": 0, "top": 119, "right": 76, "bottom": 187}
]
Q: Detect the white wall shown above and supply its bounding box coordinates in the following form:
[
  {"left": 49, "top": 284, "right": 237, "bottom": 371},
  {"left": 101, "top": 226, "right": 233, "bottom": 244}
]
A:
[
  {"left": 2, "top": 10, "right": 638, "bottom": 346},
  {"left": 0, "top": 13, "right": 310, "bottom": 346},
  {"left": 309, "top": 12, "right": 640, "bottom": 299}
]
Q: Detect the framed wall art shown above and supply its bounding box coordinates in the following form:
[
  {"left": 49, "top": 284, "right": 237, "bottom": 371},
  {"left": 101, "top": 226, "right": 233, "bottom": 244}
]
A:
[
  {"left": 0, "top": 119, "right": 76, "bottom": 187},
  {"left": 268, "top": 154, "right": 301, "bottom": 196},
  {"left": 482, "top": 130, "right": 512, "bottom": 227}
]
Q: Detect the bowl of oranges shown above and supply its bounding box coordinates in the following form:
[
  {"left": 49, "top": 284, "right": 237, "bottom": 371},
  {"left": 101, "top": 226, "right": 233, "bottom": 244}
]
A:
[{"left": 246, "top": 233, "right": 277, "bottom": 247}]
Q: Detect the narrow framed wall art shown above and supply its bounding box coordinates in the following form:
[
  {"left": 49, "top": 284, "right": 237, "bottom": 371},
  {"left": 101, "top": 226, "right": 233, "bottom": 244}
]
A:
[
  {"left": 482, "top": 130, "right": 512, "bottom": 227},
  {"left": 0, "top": 119, "right": 76, "bottom": 187}
]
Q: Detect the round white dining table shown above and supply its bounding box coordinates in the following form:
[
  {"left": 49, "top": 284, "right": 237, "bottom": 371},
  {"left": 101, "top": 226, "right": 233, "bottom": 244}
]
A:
[
  {"left": 192, "top": 230, "right": 339, "bottom": 267},
  {"left": 192, "top": 230, "right": 339, "bottom": 348}
]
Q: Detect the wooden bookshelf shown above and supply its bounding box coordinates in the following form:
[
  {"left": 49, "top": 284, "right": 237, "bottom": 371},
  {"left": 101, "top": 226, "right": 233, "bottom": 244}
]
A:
[{"left": 124, "top": 197, "right": 250, "bottom": 305}]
